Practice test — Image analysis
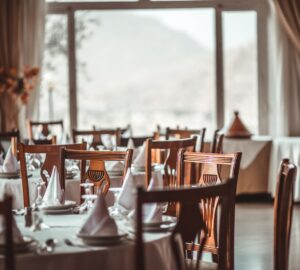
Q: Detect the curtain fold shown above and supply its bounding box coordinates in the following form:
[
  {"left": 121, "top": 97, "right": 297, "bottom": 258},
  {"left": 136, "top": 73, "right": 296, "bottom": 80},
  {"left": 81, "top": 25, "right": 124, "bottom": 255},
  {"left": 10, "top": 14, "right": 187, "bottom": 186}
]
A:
[
  {"left": 268, "top": 0, "right": 300, "bottom": 136},
  {"left": 274, "top": 0, "right": 300, "bottom": 53},
  {"left": 0, "top": 0, "right": 46, "bottom": 135}
]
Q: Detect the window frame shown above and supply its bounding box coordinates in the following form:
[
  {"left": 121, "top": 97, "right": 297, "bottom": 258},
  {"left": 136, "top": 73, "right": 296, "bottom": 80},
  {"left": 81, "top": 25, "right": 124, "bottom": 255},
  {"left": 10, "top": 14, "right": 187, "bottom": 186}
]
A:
[{"left": 46, "top": 0, "right": 269, "bottom": 135}]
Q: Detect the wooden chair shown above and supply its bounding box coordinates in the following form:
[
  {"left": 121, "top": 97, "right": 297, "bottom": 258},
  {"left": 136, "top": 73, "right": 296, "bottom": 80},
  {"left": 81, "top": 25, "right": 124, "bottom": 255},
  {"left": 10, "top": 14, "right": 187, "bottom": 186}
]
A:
[
  {"left": 166, "top": 127, "right": 206, "bottom": 152},
  {"left": 27, "top": 120, "right": 63, "bottom": 144},
  {"left": 136, "top": 178, "right": 237, "bottom": 270},
  {"left": 18, "top": 142, "right": 86, "bottom": 207},
  {"left": 59, "top": 148, "right": 133, "bottom": 196},
  {"left": 145, "top": 138, "right": 197, "bottom": 188},
  {"left": 0, "top": 130, "right": 20, "bottom": 155},
  {"left": 119, "top": 136, "right": 153, "bottom": 148},
  {"left": 72, "top": 128, "right": 121, "bottom": 148},
  {"left": 0, "top": 196, "right": 14, "bottom": 270},
  {"left": 93, "top": 124, "right": 131, "bottom": 136},
  {"left": 274, "top": 159, "right": 297, "bottom": 270},
  {"left": 210, "top": 129, "right": 224, "bottom": 153},
  {"left": 177, "top": 150, "right": 242, "bottom": 269}
]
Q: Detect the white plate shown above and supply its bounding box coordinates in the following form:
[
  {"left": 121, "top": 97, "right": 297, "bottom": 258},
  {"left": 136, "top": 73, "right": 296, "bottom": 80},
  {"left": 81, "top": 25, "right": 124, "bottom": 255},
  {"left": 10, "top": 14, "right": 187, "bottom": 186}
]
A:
[
  {"left": 0, "top": 236, "right": 36, "bottom": 253},
  {"left": 131, "top": 164, "right": 162, "bottom": 173},
  {"left": 77, "top": 233, "right": 127, "bottom": 246},
  {"left": 0, "top": 172, "right": 20, "bottom": 179},
  {"left": 143, "top": 215, "right": 176, "bottom": 227},
  {"left": 40, "top": 200, "right": 76, "bottom": 210},
  {"left": 42, "top": 208, "right": 73, "bottom": 215},
  {"left": 143, "top": 224, "right": 176, "bottom": 232},
  {"left": 107, "top": 170, "right": 123, "bottom": 176}
]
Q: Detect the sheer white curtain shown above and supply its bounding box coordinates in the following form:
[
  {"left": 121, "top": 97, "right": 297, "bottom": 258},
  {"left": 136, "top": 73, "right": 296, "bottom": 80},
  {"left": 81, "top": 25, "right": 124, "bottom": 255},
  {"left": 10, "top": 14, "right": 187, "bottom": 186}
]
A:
[
  {"left": 268, "top": 0, "right": 300, "bottom": 136},
  {"left": 0, "top": 0, "right": 46, "bottom": 136}
]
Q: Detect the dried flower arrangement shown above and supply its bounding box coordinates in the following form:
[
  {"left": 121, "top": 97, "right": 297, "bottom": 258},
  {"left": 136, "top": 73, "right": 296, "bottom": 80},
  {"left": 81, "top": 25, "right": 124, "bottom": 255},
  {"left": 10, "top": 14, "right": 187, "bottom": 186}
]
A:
[{"left": 0, "top": 67, "right": 39, "bottom": 104}]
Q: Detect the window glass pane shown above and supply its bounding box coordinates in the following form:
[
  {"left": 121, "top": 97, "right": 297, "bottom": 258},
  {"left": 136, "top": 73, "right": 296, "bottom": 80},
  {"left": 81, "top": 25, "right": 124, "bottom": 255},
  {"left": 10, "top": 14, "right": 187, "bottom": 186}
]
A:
[
  {"left": 76, "top": 9, "right": 215, "bottom": 135},
  {"left": 223, "top": 11, "right": 258, "bottom": 134},
  {"left": 39, "top": 15, "right": 70, "bottom": 134}
]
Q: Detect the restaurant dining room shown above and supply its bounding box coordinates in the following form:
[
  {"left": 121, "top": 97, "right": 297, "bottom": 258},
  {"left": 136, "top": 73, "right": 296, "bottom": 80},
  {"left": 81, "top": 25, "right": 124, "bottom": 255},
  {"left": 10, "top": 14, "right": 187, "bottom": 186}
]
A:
[{"left": 0, "top": 0, "right": 300, "bottom": 269}]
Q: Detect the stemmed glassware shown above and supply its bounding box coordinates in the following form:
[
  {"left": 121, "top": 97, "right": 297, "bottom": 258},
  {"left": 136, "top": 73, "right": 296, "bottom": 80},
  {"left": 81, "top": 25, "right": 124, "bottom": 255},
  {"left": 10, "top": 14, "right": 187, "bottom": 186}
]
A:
[
  {"left": 30, "top": 179, "right": 49, "bottom": 231},
  {"left": 80, "top": 182, "right": 97, "bottom": 212}
]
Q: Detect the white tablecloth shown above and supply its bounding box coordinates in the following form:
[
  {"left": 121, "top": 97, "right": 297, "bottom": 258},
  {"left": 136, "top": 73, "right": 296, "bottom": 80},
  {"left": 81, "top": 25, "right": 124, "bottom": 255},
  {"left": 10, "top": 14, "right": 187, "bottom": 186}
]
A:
[
  {"left": 223, "top": 136, "right": 272, "bottom": 169},
  {"left": 0, "top": 214, "right": 175, "bottom": 270},
  {"left": 0, "top": 170, "right": 161, "bottom": 209},
  {"left": 269, "top": 137, "right": 300, "bottom": 201}
]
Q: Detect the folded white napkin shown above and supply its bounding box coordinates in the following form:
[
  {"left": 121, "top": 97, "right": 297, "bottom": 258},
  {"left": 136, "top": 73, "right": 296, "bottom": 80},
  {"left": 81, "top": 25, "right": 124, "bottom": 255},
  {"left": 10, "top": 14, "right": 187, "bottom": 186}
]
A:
[
  {"left": 127, "top": 139, "right": 135, "bottom": 150},
  {"left": 143, "top": 203, "right": 163, "bottom": 223},
  {"left": 128, "top": 172, "right": 164, "bottom": 222},
  {"left": 105, "top": 161, "right": 124, "bottom": 171},
  {"left": 148, "top": 172, "right": 163, "bottom": 190},
  {"left": 60, "top": 132, "right": 71, "bottom": 144},
  {"left": 79, "top": 193, "right": 118, "bottom": 236},
  {"left": 101, "top": 134, "right": 115, "bottom": 149},
  {"left": 0, "top": 215, "right": 24, "bottom": 244},
  {"left": 0, "top": 146, "right": 19, "bottom": 173},
  {"left": 132, "top": 142, "right": 146, "bottom": 167},
  {"left": 42, "top": 166, "right": 65, "bottom": 206},
  {"left": 117, "top": 169, "right": 139, "bottom": 210},
  {"left": 0, "top": 153, "right": 3, "bottom": 166}
]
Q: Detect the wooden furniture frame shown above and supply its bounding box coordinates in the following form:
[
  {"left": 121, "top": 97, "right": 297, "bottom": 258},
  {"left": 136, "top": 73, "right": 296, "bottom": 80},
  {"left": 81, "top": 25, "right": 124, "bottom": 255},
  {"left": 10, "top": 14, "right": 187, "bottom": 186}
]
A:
[
  {"left": 177, "top": 150, "right": 242, "bottom": 269},
  {"left": 166, "top": 127, "right": 206, "bottom": 152},
  {"left": 18, "top": 142, "right": 86, "bottom": 207},
  {"left": 274, "top": 159, "right": 297, "bottom": 270},
  {"left": 119, "top": 136, "right": 153, "bottom": 148},
  {"left": 93, "top": 124, "right": 131, "bottom": 135},
  {"left": 0, "top": 196, "right": 14, "bottom": 270},
  {"left": 0, "top": 130, "right": 20, "bottom": 155},
  {"left": 145, "top": 138, "right": 197, "bottom": 187},
  {"left": 72, "top": 128, "right": 121, "bottom": 148},
  {"left": 136, "top": 178, "right": 236, "bottom": 270},
  {"left": 27, "top": 120, "right": 63, "bottom": 142},
  {"left": 211, "top": 129, "right": 224, "bottom": 153},
  {"left": 59, "top": 148, "right": 133, "bottom": 196}
]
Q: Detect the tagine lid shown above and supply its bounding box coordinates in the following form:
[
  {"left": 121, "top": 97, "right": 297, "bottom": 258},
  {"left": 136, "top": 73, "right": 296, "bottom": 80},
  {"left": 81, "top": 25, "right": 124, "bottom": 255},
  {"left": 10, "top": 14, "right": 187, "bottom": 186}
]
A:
[{"left": 224, "top": 111, "right": 252, "bottom": 139}]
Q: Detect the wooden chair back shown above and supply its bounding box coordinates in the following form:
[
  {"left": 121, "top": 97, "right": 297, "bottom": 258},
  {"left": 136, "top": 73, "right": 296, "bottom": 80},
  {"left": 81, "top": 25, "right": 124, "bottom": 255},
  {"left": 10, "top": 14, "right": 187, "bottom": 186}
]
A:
[
  {"left": 145, "top": 138, "right": 197, "bottom": 187},
  {"left": 18, "top": 142, "right": 86, "bottom": 207},
  {"left": 136, "top": 179, "right": 236, "bottom": 270},
  {"left": 274, "top": 159, "right": 297, "bottom": 270},
  {"left": 93, "top": 124, "right": 131, "bottom": 135},
  {"left": 177, "top": 150, "right": 242, "bottom": 268},
  {"left": 0, "top": 196, "right": 14, "bottom": 270},
  {"left": 120, "top": 136, "right": 153, "bottom": 148},
  {"left": 27, "top": 120, "right": 63, "bottom": 142},
  {"left": 31, "top": 136, "right": 57, "bottom": 145},
  {"left": 0, "top": 130, "right": 20, "bottom": 155},
  {"left": 166, "top": 127, "right": 206, "bottom": 152},
  {"left": 210, "top": 129, "right": 224, "bottom": 153},
  {"left": 59, "top": 149, "right": 133, "bottom": 196},
  {"left": 72, "top": 128, "right": 121, "bottom": 148}
]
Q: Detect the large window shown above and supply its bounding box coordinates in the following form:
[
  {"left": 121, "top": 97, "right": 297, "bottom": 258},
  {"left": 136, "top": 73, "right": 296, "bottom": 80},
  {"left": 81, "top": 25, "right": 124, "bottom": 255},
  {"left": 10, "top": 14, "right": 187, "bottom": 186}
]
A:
[
  {"left": 223, "top": 11, "right": 258, "bottom": 134},
  {"left": 39, "top": 14, "right": 70, "bottom": 131},
  {"left": 76, "top": 9, "right": 215, "bottom": 134},
  {"left": 41, "top": 0, "right": 267, "bottom": 136}
]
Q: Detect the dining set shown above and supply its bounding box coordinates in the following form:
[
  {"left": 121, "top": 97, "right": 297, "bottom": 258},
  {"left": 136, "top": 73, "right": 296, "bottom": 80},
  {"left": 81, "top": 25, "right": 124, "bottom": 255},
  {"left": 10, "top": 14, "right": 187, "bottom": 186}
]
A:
[{"left": 0, "top": 120, "right": 297, "bottom": 270}]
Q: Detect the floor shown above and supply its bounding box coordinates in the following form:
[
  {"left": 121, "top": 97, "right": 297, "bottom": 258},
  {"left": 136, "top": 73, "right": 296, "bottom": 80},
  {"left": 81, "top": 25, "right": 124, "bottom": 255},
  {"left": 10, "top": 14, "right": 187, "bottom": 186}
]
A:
[{"left": 234, "top": 203, "right": 300, "bottom": 270}]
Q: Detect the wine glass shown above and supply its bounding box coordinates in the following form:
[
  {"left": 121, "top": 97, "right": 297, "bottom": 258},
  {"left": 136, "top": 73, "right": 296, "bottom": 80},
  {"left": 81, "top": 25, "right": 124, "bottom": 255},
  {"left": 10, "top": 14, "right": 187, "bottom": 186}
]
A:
[
  {"left": 80, "top": 182, "right": 96, "bottom": 212},
  {"left": 109, "top": 187, "right": 122, "bottom": 217},
  {"left": 30, "top": 179, "right": 49, "bottom": 231}
]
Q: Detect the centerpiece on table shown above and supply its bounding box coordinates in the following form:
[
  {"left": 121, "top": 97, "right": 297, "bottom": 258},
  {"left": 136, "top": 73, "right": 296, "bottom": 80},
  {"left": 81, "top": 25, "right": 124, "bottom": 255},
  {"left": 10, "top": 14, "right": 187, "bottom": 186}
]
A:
[{"left": 224, "top": 111, "right": 252, "bottom": 139}]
